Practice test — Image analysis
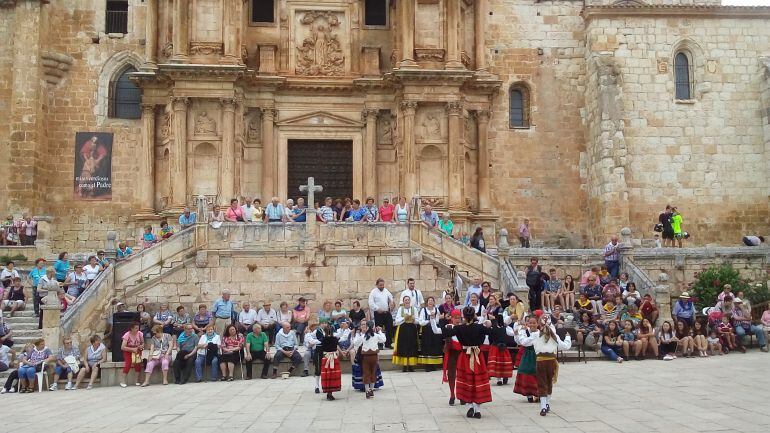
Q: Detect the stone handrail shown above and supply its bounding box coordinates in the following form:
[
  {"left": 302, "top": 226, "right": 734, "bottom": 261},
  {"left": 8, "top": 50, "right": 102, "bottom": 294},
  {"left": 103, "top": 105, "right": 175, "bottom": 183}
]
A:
[
  {"left": 114, "top": 225, "right": 199, "bottom": 286},
  {"left": 623, "top": 258, "right": 656, "bottom": 293},
  {"left": 500, "top": 258, "right": 520, "bottom": 295},
  {"left": 60, "top": 261, "right": 115, "bottom": 336},
  {"left": 409, "top": 223, "right": 499, "bottom": 284}
]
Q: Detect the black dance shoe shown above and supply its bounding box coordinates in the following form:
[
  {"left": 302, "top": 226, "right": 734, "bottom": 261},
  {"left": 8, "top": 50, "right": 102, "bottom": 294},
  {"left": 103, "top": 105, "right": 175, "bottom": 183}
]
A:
[{"left": 466, "top": 408, "right": 474, "bottom": 418}]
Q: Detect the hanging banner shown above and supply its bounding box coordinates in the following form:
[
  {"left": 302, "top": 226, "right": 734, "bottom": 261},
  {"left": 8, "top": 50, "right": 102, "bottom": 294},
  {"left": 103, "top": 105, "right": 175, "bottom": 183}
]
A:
[{"left": 74, "top": 132, "right": 113, "bottom": 200}]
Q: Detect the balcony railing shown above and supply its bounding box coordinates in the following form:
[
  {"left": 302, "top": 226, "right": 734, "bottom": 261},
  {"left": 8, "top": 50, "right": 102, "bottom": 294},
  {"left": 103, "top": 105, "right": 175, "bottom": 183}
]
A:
[{"left": 106, "top": 10, "right": 128, "bottom": 34}]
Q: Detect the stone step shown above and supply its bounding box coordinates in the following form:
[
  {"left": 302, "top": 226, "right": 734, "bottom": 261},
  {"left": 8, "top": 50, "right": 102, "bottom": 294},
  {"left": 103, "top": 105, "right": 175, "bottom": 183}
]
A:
[{"left": 4, "top": 322, "right": 39, "bottom": 331}]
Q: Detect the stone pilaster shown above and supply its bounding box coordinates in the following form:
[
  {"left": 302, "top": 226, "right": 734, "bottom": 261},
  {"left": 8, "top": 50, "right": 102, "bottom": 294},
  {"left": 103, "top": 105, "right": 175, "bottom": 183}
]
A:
[
  {"left": 474, "top": 0, "right": 486, "bottom": 71},
  {"left": 445, "top": 0, "right": 463, "bottom": 70},
  {"left": 143, "top": 0, "right": 158, "bottom": 69},
  {"left": 399, "top": 0, "right": 417, "bottom": 68},
  {"left": 475, "top": 109, "right": 491, "bottom": 212},
  {"left": 222, "top": 0, "right": 242, "bottom": 64},
  {"left": 138, "top": 103, "right": 156, "bottom": 213},
  {"left": 219, "top": 98, "right": 236, "bottom": 202},
  {"left": 261, "top": 107, "right": 277, "bottom": 200},
  {"left": 363, "top": 109, "right": 378, "bottom": 200},
  {"left": 171, "top": 0, "right": 189, "bottom": 63},
  {"left": 401, "top": 101, "right": 418, "bottom": 201},
  {"left": 447, "top": 101, "right": 464, "bottom": 211},
  {"left": 170, "top": 97, "right": 189, "bottom": 210}
]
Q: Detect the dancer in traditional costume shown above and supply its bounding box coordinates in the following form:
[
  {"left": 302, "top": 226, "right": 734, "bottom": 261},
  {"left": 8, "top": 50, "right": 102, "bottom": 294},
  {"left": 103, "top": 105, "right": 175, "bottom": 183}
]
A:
[
  {"left": 510, "top": 314, "right": 539, "bottom": 402},
  {"left": 306, "top": 323, "right": 326, "bottom": 394},
  {"left": 431, "top": 306, "right": 493, "bottom": 419},
  {"left": 431, "top": 309, "right": 463, "bottom": 405},
  {"left": 319, "top": 326, "right": 341, "bottom": 400},
  {"left": 417, "top": 297, "right": 444, "bottom": 371},
  {"left": 351, "top": 320, "right": 386, "bottom": 398},
  {"left": 392, "top": 296, "right": 419, "bottom": 372},
  {"left": 518, "top": 314, "right": 572, "bottom": 416},
  {"left": 486, "top": 320, "right": 513, "bottom": 386}
]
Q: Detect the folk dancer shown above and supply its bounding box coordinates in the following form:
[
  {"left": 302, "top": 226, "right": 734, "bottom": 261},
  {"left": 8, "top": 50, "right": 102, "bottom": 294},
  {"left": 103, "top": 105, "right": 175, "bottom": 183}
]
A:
[
  {"left": 319, "top": 326, "right": 341, "bottom": 401},
  {"left": 392, "top": 296, "right": 419, "bottom": 372},
  {"left": 352, "top": 320, "right": 386, "bottom": 398},
  {"left": 510, "top": 314, "right": 539, "bottom": 402},
  {"left": 430, "top": 309, "right": 463, "bottom": 405},
  {"left": 486, "top": 319, "right": 513, "bottom": 386},
  {"left": 430, "top": 306, "right": 493, "bottom": 419},
  {"left": 416, "top": 297, "right": 444, "bottom": 371}
]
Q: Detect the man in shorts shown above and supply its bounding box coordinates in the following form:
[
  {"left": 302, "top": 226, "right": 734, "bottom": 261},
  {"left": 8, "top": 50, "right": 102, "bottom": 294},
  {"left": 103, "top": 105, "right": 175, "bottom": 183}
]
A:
[{"left": 658, "top": 205, "right": 674, "bottom": 247}]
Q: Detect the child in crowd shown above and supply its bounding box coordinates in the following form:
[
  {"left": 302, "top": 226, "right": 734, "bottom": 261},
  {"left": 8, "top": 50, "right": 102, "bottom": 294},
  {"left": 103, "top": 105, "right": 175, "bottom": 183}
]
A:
[
  {"left": 707, "top": 329, "right": 723, "bottom": 355},
  {"left": 351, "top": 321, "right": 386, "bottom": 399},
  {"left": 142, "top": 225, "right": 158, "bottom": 249},
  {"left": 160, "top": 221, "right": 174, "bottom": 239},
  {"left": 717, "top": 315, "right": 737, "bottom": 352},
  {"left": 657, "top": 321, "right": 678, "bottom": 361},
  {"left": 511, "top": 314, "right": 540, "bottom": 402},
  {"left": 620, "top": 320, "right": 638, "bottom": 360}
]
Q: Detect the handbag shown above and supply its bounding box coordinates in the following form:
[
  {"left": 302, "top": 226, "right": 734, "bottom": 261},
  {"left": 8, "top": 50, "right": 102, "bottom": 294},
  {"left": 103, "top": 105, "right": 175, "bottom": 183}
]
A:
[
  {"left": 653, "top": 223, "right": 663, "bottom": 232},
  {"left": 131, "top": 352, "right": 142, "bottom": 365}
]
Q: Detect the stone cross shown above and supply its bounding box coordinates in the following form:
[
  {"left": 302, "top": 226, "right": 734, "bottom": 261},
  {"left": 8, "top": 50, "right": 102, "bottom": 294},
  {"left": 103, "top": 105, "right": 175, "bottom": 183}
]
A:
[{"left": 299, "top": 177, "right": 323, "bottom": 211}]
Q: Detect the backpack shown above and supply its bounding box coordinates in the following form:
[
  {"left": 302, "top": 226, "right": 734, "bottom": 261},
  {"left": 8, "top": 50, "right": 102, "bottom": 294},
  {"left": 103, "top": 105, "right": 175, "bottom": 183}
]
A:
[{"left": 525, "top": 265, "right": 542, "bottom": 288}]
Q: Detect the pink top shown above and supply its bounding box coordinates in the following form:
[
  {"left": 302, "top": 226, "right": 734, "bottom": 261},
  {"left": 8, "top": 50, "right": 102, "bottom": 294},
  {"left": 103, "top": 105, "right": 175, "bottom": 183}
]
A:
[
  {"left": 293, "top": 307, "right": 310, "bottom": 323},
  {"left": 122, "top": 331, "right": 144, "bottom": 349},
  {"left": 379, "top": 204, "right": 395, "bottom": 222},
  {"left": 580, "top": 270, "right": 593, "bottom": 288},
  {"left": 226, "top": 206, "right": 244, "bottom": 221},
  {"left": 761, "top": 310, "right": 770, "bottom": 327}
]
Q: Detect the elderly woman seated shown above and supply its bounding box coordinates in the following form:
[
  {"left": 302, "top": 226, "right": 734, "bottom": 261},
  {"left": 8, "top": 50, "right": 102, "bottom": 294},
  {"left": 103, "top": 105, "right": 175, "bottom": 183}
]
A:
[
  {"left": 17, "top": 338, "right": 53, "bottom": 393},
  {"left": 77, "top": 335, "right": 107, "bottom": 390},
  {"left": 51, "top": 337, "right": 87, "bottom": 390}
]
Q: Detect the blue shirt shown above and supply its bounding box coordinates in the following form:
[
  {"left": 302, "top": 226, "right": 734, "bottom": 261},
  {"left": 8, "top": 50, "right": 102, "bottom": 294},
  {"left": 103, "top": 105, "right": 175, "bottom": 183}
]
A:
[
  {"left": 265, "top": 203, "right": 284, "bottom": 220},
  {"left": 349, "top": 207, "right": 367, "bottom": 222},
  {"left": 673, "top": 300, "right": 694, "bottom": 319},
  {"left": 54, "top": 260, "right": 70, "bottom": 281},
  {"left": 116, "top": 247, "right": 133, "bottom": 259},
  {"left": 292, "top": 207, "right": 306, "bottom": 222},
  {"left": 143, "top": 233, "right": 156, "bottom": 242},
  {"left": 212, "top": 298, "right": 234, "bottom": 319},
  {"left": 275, "top": 329, "right": 297, "bottom": 350},
  {"left": 178, "top": 213, "right": 197, "bottom": 227},
  {"left": 29, "top": 267, "right": 46, "bottom": 287},
  {"left": 421, "top": 211, "right": 439, "bottom": 227}
]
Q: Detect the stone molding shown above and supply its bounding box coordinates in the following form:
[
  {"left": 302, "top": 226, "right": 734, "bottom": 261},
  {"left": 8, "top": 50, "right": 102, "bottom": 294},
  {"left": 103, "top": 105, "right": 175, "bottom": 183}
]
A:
[{"left": 582, "top": 5, "right": 770, "bottom": 19}]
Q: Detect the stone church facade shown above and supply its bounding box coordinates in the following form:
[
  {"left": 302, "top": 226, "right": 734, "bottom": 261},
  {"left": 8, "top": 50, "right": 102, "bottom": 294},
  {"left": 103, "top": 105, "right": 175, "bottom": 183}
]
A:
[{"left": 1, "top": 0, "right": 769, "bottom": 251}]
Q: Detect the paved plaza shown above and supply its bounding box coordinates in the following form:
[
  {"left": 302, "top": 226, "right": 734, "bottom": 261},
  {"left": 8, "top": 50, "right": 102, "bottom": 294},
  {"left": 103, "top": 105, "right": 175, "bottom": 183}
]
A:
[{"left": 4, "top": 352, "right": 769, "bottom": 433}]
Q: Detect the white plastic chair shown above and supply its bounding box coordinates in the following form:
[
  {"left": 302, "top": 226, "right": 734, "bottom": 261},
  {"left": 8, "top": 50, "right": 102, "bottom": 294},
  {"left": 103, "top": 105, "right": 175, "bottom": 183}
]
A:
[{"left": 35, "top": 364, "right": 49, "bottom": 392}]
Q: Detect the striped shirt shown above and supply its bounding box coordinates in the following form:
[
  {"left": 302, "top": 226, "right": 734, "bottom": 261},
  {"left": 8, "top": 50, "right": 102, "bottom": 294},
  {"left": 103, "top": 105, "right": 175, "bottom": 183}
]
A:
[{"left": 604, "top": 242, "right": 620, "bottom": 261}]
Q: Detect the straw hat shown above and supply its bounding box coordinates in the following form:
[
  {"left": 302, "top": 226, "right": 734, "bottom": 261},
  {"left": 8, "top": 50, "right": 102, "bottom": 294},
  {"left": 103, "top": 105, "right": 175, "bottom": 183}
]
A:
[{"left": 679, "top": 292, "right": 691, "bottom": 299}]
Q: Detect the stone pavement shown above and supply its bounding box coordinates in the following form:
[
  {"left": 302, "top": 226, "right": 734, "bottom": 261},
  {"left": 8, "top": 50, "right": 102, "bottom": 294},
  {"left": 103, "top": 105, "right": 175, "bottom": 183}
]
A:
[{"left": 3, "top": 352, "right": 769, "bottom": 433}]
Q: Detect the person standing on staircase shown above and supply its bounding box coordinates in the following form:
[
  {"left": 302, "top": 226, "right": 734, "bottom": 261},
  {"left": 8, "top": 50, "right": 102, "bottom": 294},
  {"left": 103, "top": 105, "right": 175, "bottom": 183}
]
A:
[
  {"left": 212, "top": 289, "right": 235, "bottom": 336},
  {"left": 525, "top": 258, "right": 543, "bottom": 311}
]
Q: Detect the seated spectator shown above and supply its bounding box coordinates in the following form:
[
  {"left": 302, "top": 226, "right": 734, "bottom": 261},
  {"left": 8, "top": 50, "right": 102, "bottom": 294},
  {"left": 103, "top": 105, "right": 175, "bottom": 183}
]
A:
[
  {"left": 600, "top": 322, "right": 624, "bottom": 363},
  {"left": 64, "top": 263, "right": 88, "bottom": 298},
  {"left": 735, "top": 290, "right": 752, "bottom": 312},
  {"left": 277, "top": 301, "right": 293, "bottom": 331},
  {"left": 582, "top": 276, "right": 603, "bottom": 312},
  {"left": 635, "top": 319, "right": 658, "bottom": 359},
  {"left": 319, "top": 197, "right": 335, "bottom": 223},
  {"left": 602, "top": 280, "right": 621, "bottom": 305},
  {"left": 256, "top": 302, "right": 278, "bottom": 345},
  {"left": 620, "top": 304, "right": 643, "bottom": 327},
  {"left": 141, "top": 325, "right": 173, "bottom": 386},
  {"left": 732, "top": 298, "right": 768, "bottom": 352},
  {"left": 574, "top": 292, "right": 597, "bottom": 317},
  {"left": 292, "top": 297, "right": 311, "bottom": 341},
  {"left": 83, "top": 255, "right": 102, "bottom": 285},
  {"left": 57, "top": 290, "right": 76, "bottom": 314},
  {"left": 142, "top": 225, "right": 158, "bottom": 249},
  {"left": 51, "top": 337, "right": 86, "bottom": 391},
  {"left": 195, "top": 325, "right": 220, "bottom": 382},
  {"left": 209, "top": 205, "right": 226, "bottom": 228},
  {"left": 331, "top": 301, "right": 348, "bottom": 328},
  {"left": 618, "top": 272, "right": 630, "bottom": 291},
  {"left": 707, "top": 328, "right": 723, "bottom": 356},
  {"left": 225, "top": 198, "right": 245, "bottom": 222},
  {"left": 172, "top": 305, "right": 191, "bottom": 336},
  {"left": 160, "top": 221, "right": 174, "bottom": 239},
  {"left": 672, "top": 292, "right": 695, "bottom": 327},
  {"left": 0, "top": 340, "right": 11, "bottom": 373},
  {"left": 119, "top": 322, "right": 144, "bottom": 387},
  {"left": 317, "top": 300, "right": 333, "bottom": 326},
  {"left": 762, "top": 306, "right": 770, "bottom": 341},
  {"left": 622, "top": 282, "right": 641, "bottom": 307},
  {"left": 173, "top": 325, "right": 199, "bottom": 384},
  {"left": 579, "top": 266, "right": 600, "bottom": 290},
  {"left": 3, "top": 277, "right": 26, "bottom": 316},
  {"left": 438, "top": 212, "right": 454, "bottom": 237},
  {"left": 657, "top": 320, "right": 678, "bottom": 360},
  {"left": 715, "top": 295, "right": 734, "bottom": 316},
  {"left": 717, "top": 314, "right": 737, "bottom": 352},
  {"left": 576, "top": 312, "right": 600, "bottom": 350},
  {"left": 717, "top": 284, "right": 733, "bottom": 302},
  {"left": 78, "top": 334, "right": 107, "bottom": 390},
  {"left": 348, "top": 300, "right": 367, "bottom": 330},
  {"left": 193, "top": 304, "right": 212, "bottom": 333},
  {"left": 220, "top": 325, "right": 244, "bottom": 381},
  {"left": 272, "top": 322, "right": 302, "bottom": 378},
  {"left": 379, "top": 197, "right": 394, "bottom": 223},
  {"left": 237, "top": 302, "right": 258, "bottom": 334},
  {"left": 640, "top": 294, "right": 659, "bottom": 325},
  {"left": 1, "top": 344, "right": 29, "bottom": 393},
  {"left": 599, "top": 299, "right": 621, "bottom": 325},
  {"left": 116, "top": 242, "right": 133, "bottom": 261},
  {"left": 692, "top": 320, "right": 709, "bottom": 357},
  {"left": 620, "top": 320, "right": 640, "bottom": 360},
  {"left": 137, "top": 303, "right": 152, "bottom": 338},
  {"left": 598, "top": 266, "right": 611, "bottom": 286},
  {"left": 244, "top": 324, "right": 271, "bottom": 380},
  {"left": 542, "top": 268, "right": 562, "bottom": 314},
  {"left": 347, "top": 199, "right": 368, "bottom": 222},
  {"left": 363, "top": 197, "right": 379, "bottom": 222},
  {"left": 291, "top": 198, "right": 308, "bottom": 222},
  {"left": 153, "top": 303, "right": 174, "bottom": 335},
  {"left": 18, "top": 338, "right": 53, "bottom": 393},
  {"left": 178, "top": 207, "right": 197, "bottom": 229},
  {"left": 675, "top": 320, "right": 695, "bottom": 357},
  {"left": 0, "top": 261, "right": 19, "bottom": 288}
]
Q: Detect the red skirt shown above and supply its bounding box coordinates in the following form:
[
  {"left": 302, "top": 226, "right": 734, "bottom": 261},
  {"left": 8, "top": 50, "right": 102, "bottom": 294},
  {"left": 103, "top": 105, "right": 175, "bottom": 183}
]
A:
[
  {"left": 514, "top": 346, "right": 525, "bottom": 368},
  {"left": 321, "top": 357, "right": 342, "bottom": 393},
  {"left": 454, "top": 351, "right": 492, "bottom": 404},
  {"left": 487, "top": 345, "right": 513, "bottom": 378}
]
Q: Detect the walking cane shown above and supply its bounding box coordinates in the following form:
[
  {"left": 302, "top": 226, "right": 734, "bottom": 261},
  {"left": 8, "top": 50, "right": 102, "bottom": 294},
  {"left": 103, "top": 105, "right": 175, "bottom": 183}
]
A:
[{"left": 238, "top": 346, "right": 245, "bottom": 381}]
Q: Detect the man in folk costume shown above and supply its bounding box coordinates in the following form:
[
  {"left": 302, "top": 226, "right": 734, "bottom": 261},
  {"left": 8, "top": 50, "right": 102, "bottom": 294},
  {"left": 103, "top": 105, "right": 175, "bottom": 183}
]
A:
[
  {"left": 518, "top": 313, "right": 572, "bottom": 416},
  {"left": 430, "top": 306, "right": 493, "bottom": 419},
  {"left": 416, "top": 296, "right": 444, "bottom": 371},
  {"left": 392, "top": 296, "right": 420, "bottom": 372},
  {"left": 509, "top": 313, "right": 540, "bottom": 402},
  {"left": 430, "top": 309, "right": 463, "bottom": 405},
  {"left": 352, "top": 320, "right": 386, "bottom": 399},
  {"left": 319, "top": 326, "right": 341, "bottom": 401},
  {"left": 306, "top": 323, "right": 327, "bottom": 394}
]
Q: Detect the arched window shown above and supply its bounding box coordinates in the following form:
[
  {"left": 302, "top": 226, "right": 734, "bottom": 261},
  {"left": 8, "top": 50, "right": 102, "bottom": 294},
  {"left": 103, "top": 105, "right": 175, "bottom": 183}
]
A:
[
  {"left": 674, "top": 52, "right": 691, "bottom": 100},
  {"left": 509, "top": 84, "right": 530, "bottom": 128},
  {"left": 109, "top": 66, "right": 141, "bottom": 119}
]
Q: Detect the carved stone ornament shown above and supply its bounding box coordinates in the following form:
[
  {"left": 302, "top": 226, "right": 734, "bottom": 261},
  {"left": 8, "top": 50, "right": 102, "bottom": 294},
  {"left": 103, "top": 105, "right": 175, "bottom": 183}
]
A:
[
  {"left": 461, "top": 51, "right": 472, "bottom": 68},
  {"left": 420, "top": 196, "right": 447, "bottom": 209},
  {"left": 295, "top": 11, "right": 345, "bottom": 76},
  {"left": 189, "top": 42, "right": 224, "bottom": 56},
  {"left": 194, "top": 111, "right": 217, "bottom": 135},
  {"left": 247, "top": 115, "right": 261, "bottom": 142},
  {"left": 414, "top": 48, "right": 445, "bottom": 62},
  {"left": 241, "top": 45, "right": 249, "bottom": 63},
  {"left": 378, "top": 113, "right": 393, "bottom": 145},
  {"left": 160, "top": 112, "right": 172, "bottom": 140}
]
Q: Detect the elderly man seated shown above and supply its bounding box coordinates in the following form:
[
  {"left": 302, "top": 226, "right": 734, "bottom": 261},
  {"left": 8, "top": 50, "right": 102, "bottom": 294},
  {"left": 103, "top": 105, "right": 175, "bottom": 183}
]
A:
[
  {"left": 271, "top": 322, "right": 302, "bottom": 378},
  {"left": 732, "top": 297, "right": 769, "bottom": 352},
  {"left": 256, "top": 301, "right": 279, "bottom": 345}
]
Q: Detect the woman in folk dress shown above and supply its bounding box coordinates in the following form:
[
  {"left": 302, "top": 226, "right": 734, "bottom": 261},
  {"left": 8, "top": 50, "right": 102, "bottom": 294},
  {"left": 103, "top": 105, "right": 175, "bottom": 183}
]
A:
[{"left": 392, "top": 296, "right": 419, "bottom": 372}]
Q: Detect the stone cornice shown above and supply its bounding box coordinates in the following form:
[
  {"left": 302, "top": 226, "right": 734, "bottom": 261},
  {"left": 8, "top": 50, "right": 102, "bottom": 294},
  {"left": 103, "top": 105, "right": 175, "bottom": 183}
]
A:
[
  {"left": 392, "top": 68, "right": 475, "bottom": 84},
  {"left": 155, "top": 63, "right": 248, "bottom": 81},
  {"left": 582, "top": 5, "right": 770, "bottom": 20},
  {"left": 278, "top": 77, "right": 358, "bottom": 93}
]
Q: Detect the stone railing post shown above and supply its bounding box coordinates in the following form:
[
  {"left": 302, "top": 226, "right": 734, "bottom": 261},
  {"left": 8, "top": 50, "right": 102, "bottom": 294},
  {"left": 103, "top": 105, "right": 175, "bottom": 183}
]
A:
[
  {"left": 32, "top": 215, "right": 53, "bottom": 258},
  {"left": 195, "top": 194, "right": 208, "bottom": 223},
  {"left": 498, "top": 228, "right": 510, "bottom": 260},
  {"left": 516, "top": 270, "right": 530, "bottom": 311},
  {"left": 41, "top": 290, "right": 62, "bottom": 352},
  {"left": 106, "top": 231, "right": 117, "bottom": 258},
  {"left": 619, "top": 226, "right": 634, "bottom": 272},
  {"left": 656, "top": 272, "right": 672, "bottom": 325}
]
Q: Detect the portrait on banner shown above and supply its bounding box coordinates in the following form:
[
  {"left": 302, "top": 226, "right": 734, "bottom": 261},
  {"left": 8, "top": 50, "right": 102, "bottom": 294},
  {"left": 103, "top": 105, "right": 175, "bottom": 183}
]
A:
[{"left": 73, "top": 132, "right": 113, "bottom": 200}]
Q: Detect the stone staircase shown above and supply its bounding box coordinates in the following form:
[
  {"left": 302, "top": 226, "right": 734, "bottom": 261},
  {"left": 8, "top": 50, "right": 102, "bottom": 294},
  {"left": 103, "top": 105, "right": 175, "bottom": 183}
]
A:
[{"left": 1, "top": 304, "right": 43, "bottom": 380}]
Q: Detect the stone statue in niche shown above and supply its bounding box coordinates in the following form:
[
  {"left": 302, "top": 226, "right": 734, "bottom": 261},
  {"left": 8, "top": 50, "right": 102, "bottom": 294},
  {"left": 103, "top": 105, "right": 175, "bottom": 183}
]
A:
[
  {"left": 247, "top": 115, "right": 261, "bottom": 142},
  {"left": 160, "top": 112, "right": 171, "bottom": 141},
  {"left": 194, "top": 111, "right": 217, "bottom": 135},
  {"left": 296, "top": 11, "right": 345, "bottom": 76},
  {"left": 379, "top": 115, "right": 393, "bottom": 144},
  {"left": 421, "top": 112, "right": 442, "bottom": 140}
]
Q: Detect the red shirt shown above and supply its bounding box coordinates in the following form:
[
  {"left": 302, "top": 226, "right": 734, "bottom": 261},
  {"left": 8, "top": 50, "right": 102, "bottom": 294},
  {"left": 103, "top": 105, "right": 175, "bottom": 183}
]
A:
[{"left": 379, "top": 204, "right": 395, "bottom": 222}]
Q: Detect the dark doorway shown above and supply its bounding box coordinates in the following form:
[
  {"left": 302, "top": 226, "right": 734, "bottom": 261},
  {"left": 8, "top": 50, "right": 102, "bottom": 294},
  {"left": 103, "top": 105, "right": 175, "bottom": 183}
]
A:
[{"left": 287, "top": 140, "right": 353, "bottom": 202}]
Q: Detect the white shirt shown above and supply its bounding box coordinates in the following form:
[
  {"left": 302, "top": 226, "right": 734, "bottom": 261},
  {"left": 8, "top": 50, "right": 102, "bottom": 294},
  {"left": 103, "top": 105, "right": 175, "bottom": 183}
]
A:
[
  {"left": 353, "top": 331, "right": 385, "bottom": 352},
  {"left": 0, "top": 345, "right": 10, "bottom": 365},
  {"left": 334, "top": 328, "right": 351, "bottom": 343},
  {"left": 464, "top": 285, "right": 482, "bottom": 306},
  {"left": 416, "top": 306, "right": 438, "bottom": 326},
  {"left": 304, "top": 330, "right": 321, "bottom": 349},
  {"left": 239, "top": 309, "right": 258, "bottom": 326},
  {"left": 83, "top": 264, "right": 101, "bottom": 281},
  {"left": 368, "top": 288, "right": 393, "bottom": 313},
  {"left": 197, "top": 333, "right": 221, "bottom": 355},
  {"left": 399, "top": 288, "right": 424, "bottom": 308},
  {"left": 277, "top": 310, "right": 293, "bottom": 324},
  {"left": 468, "top": 302, "right": 486, "bottom": 324},
  {"left": 518, "top": 327, "right": 571, "bottom": 354},
  {"left": 240, "top": 204, "right": 256, "bottom": 222},
  {"left": 0, "top": 269, "right": 19, "bottom": 282},
  {"left": 256, "top": 308, "right": 278, "bottom": 326},
  {"left": 394, "top": 305, "right": 418, "bottom": 326}
]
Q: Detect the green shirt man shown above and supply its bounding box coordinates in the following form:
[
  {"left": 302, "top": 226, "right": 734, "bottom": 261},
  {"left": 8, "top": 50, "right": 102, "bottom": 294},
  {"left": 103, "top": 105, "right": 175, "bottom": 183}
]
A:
[{"left": 245, "top": 331, "right": 268, "bottom": 352}]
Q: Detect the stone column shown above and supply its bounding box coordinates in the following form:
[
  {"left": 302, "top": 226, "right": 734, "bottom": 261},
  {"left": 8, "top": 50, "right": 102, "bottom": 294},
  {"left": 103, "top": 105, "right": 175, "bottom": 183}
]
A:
[
  {"left": 476, "top": 109, "right": 491, "bottom": 212},
  {"left": 261, "top": 107, "right": 277, "bottom": 200},
  {"left": 171, "top": 0, "right": 189, "bottom": 63},
  {"left": 138, "top": 103, "right": 156, "bottom": 213},
  {"left": 447, "top": 101, "right": 464, "bottom": 211},
  {"left": 363, "top": 109, "right": 378, "bottom": 200},
  {"left": 143, "top": 0, "right": 159, "bottom": 69},
  {"left": 401, "top": 101, "right": 418, "bottom": 201},
  {"left": 41, "top": 291, "right": 62, "bottom": 352},
  {"left": 399, "top": 0, "right": 417, "bottom": 68},
  {"left": 474, "top": 0, "right": 486, "bottom": 71},
  {"left": 220, "top": 98, "right": 236, "bottom": 202},
  {"left": 170, "top": 97, "right": 189, "bottom": 209},
  {"left": 445, "top": 0, "right": 463, "bottom": 70},
  {"left": 222, "top": 0, "right": 242, "bottom": 64}
]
